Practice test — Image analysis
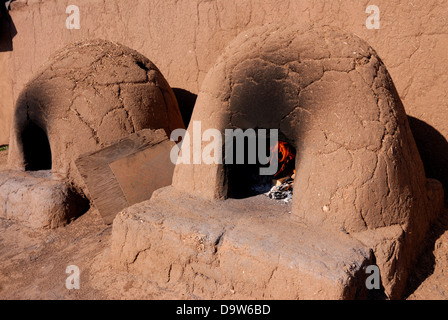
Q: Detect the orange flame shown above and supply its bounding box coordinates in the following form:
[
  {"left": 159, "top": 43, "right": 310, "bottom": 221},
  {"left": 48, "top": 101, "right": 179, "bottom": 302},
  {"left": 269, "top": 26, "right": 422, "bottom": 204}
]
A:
[{"left": 270, "top": 141, "right": 296, "bottom": 178}]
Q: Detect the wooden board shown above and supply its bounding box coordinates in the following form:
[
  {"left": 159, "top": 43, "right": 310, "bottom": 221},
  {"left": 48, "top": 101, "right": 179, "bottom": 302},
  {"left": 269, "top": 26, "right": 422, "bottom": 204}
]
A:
[{"left": 75, "top": 129, "right": 175, "bottom": 224}]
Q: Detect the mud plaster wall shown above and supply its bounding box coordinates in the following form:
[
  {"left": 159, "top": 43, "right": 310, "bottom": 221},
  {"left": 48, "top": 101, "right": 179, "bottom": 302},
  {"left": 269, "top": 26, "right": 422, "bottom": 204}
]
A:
[
  {"left": 0, "top": 53, "right": 13, "bottom": 146},
  {"left": 1, "top": 0, "right": 447, "bottom": 180}
]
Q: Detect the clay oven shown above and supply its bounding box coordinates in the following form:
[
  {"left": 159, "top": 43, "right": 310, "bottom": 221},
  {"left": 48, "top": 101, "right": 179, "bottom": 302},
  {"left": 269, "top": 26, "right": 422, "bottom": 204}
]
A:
[
  {"left": 173, "top": 24, "right": 439, "bottom": 233},
  {"left": 111, "top": 25, "right": 444, "bottom": 299},
  {"left": 7, "top": 39, "right": 184, "bottom": 195},
  {"left": 1, "top": 39, "right": 184, "bottom": 228}
]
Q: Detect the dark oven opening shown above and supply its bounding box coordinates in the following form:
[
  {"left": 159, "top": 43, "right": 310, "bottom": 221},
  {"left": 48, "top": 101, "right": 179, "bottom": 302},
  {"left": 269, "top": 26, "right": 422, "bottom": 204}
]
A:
[{"left": 224, "top": 130, "right": 296, "bottom": 201}]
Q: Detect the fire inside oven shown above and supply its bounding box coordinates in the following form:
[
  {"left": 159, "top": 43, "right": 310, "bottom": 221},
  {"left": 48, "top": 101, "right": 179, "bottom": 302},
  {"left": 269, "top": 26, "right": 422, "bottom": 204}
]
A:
[{"left": 225, "top": 133, "right": 296, "bottom": 202}]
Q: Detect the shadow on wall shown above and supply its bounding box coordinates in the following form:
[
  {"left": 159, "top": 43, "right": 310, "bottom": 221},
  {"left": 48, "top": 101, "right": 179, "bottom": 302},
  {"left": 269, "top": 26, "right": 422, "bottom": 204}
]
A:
[
  {"left": 404, "top": 206, "right": 448, "bottom": 299},
  {"left": 408, "top": 115, "right": 448, "bottom": 202},
  {"left": 0, "top": 1, "right": 17, "bottom": 52},
  {"left": 172, "top": 88, "right": 197, "bottom": 129}
]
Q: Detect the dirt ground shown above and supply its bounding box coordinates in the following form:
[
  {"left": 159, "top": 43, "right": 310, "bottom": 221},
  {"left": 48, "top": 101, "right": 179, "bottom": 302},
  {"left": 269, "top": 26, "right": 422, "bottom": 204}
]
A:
[
  {"left": 0, "top": 148, "right": 447, "bottom": 300},
  {"left": 0, "top": 149, "right": 190, "bottom": 300}
]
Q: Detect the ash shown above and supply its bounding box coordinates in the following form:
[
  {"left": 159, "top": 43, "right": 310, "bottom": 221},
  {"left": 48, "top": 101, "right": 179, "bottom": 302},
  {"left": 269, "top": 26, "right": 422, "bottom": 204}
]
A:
[
  {"left": 266, "top": 178, "right": 294, "bottom": 203},
  {"left": 249, "top": 175, "right": 294, "bottom": 203}
]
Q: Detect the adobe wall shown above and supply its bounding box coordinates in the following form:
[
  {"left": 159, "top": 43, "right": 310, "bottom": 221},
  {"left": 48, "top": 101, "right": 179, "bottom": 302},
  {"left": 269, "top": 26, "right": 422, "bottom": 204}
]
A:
[
  {"left": 1, "top": 0, "right": 447, "bottom": 176},
  {"left": 0, "top": 52, "right": 13, "bottom": 146}
]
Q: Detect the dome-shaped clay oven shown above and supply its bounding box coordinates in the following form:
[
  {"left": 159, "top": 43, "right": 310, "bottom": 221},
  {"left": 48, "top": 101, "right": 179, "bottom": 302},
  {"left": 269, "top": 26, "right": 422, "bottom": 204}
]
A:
[
  {"left": 8, "top": 39, "right": 184, "bottom": 195},
  {"left": 108, "top": 25, "right": 443, "bottom": 299},
  {"left": 170, "top": 25, "right": 444, "bottom": 298},
  {"left": 172, "top": 24, "right": 442, "bottom": 235}
]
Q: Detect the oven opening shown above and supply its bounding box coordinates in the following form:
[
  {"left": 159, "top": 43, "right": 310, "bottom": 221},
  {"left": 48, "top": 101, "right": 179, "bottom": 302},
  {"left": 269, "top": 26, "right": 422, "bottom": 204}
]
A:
[
  {"left": 225, "top": 131, "right": 296, "bottom": 201},
  {"left": 21, "top": 121, "right": 52, "bottom": 171}
]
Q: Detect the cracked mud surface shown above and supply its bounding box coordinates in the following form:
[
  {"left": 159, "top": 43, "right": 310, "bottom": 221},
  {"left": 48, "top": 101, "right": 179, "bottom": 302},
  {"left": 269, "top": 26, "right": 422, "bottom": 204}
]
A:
[
  {"left": 173, "top": 25, "right": 440, "bottom": 250},
  {"left": 0, "top": 149, "right": 447, "bottom": 299},
  {"left": 8, "top": 40, "right": 184, "bottom": 197},
  {"left": 3, "top": 0, "right": 447, "bottom": 148},
  {"left": 1, "top": 0, "right": 447, "bottom": 300}
]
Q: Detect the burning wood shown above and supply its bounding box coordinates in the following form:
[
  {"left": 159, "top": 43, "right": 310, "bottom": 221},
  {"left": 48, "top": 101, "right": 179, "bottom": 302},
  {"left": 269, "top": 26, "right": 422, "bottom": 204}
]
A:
[
  {"left": 266, "top": 176, "right": 294, "bottom": 202},
  {"left": 274, "top": 175, "right": 291, "bottom": 186},
  {"left": 265, "top": 141, "right": 296, "bottom": 203}
]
